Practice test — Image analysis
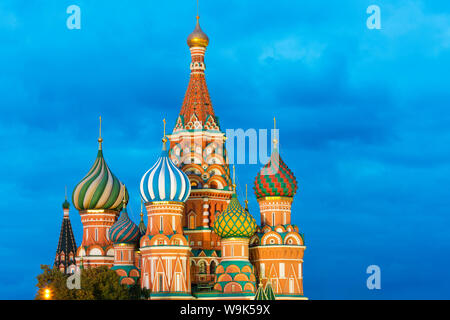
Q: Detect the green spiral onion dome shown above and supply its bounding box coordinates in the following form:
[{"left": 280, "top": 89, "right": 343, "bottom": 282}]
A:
[
  {"left": 254, "top": 148, "right": 298, "bottom": 199},
  {"left": 72, "top": 149, "right": 129, "bottom": 211},
  {"left": 213, "top": 193, "right": 257, "bottom": 238}
]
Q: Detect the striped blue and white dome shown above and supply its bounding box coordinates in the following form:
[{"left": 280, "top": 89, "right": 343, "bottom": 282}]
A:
[{"left": 140, "top": 149, "right": 191, "bottom": 203}]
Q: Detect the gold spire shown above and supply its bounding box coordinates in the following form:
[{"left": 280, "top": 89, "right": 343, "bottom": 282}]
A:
[
  {"left": 122, "top": 185, "right": 127, "bottom": 209},
  {"left": 273, "top": 116, "right": 278, "bottom": 148},
  {"left": 232, "top": 165, "right": 236, "bottom": 191},
  {"left": 98, "top": 116, "right": 103, "bottom": 150},
  {"left": 140, "top": 199, "right": 144, "bottom": 220},
  {"left": 245, "top": 184, "right": 249, "bottom": 210},
  {"left": 65, "top": 185, "right": 67, "bottom": 200},
  {"left": 162, "top": 118, "right": 168, "bottom": 151}
]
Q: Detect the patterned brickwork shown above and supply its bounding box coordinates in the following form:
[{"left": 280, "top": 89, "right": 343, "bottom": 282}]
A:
[{"left": 254, "top": 149, "right": 298, "bottom": 199}]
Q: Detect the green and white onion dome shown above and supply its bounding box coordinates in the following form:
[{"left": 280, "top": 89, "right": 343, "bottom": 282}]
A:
[{"left": 72, "top": 149, "right": 128, "bottom": 211}]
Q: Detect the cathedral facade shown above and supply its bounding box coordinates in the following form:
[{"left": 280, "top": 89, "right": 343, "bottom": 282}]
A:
[{"left": 56, "top": 18, "right": 306, "bottom": 300}]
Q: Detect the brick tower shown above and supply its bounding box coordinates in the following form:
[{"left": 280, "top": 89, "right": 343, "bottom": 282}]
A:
[
  {"left": 72, "top": 118, "right": 129, "bottom": 268},
  {"left": 167, "top": 17, "right": 232, "bottom": 286},
  {"left": 249, "top": 121, "right": 307, "bottom": 300},
  {"left": 209, "top": 169, "right": 258, "bottom": 299},
  {"left": 139, "top": 129, "right": 193, "bottom": 299},
  {"left": 108, "top": 198, "right": 141, "bottom": 285},
  {"left": 54, "top": 192, "right": 77, "bottom": 274}
]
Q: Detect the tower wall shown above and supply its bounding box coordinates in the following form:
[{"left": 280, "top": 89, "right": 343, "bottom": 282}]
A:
[
  {"left": 75, "top": 209, "right": 118, "bottom": 268},
  {"left": 140, "top": 202, "right": 192, "bottom": 299},
  {"left": 249, "top": 245, "right": 305, "bottom": 298},
  {"left": 113, "top": 243, "right": 135, "bottom": 266},
  {"left": 258, "top": 197, "right": 292, "bottom": 226},
  {"left": 212, "top": 238, "right": 256, "bottom": 297},
  {"left": 145, "top": 202, "right": 184, "bottom": 235},
  {"left": 111, "top": 243, "right": 140, "bottom": 286}
]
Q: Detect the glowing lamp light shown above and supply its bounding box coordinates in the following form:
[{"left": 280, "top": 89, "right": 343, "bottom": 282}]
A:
[{"left": 44, "top": 288, "right": 51, "bottom": 300}]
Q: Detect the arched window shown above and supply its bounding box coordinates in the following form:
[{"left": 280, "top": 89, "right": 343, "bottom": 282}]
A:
[
  {"left": 189, "top": 214, "right": 196, "bottom": 229},
  {"left": 210, "top": 261, "right": 217, "bottom": 274},
  {"left": 199, "top": 261, "right": 207, "bottom": 274}
]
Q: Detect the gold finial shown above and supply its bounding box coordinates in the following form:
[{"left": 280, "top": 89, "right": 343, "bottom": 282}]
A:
[
  {"left": 273, "top": 116, "right": 278, "bottom": 148},
  {"left": 196, "top": 0, "right": 199, "bottom": 20},
  {"left": 65, "top": 185, "right": 67, "bottom": 200},
  {"left": 162, "top": 118, "right": 168, "bottom": 151},
  {"left": 232, "top": 165, "right": 236, "bottom": 191},
  {"left": 140, "top": 199, "right": 144, "bottom": 219},
  {"left": 122, "top": 185, "right": 127, "bottom": 209},
  {"left": 98, "top": 116, "right": 103, "bottom": 149},
  {"left": 245, "top": 184, "right": 249, "bottom": 210}
]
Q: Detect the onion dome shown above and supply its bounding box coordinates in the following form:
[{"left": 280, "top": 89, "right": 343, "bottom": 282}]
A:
[
  {"left": 62, "top": 186, "right": 70, "bottom": 209},
  {"left": 140, "top": 144, "right": 191, "bottom": 203},
  {"left": 108, "top": 205, "right": 140, "bottom": 244},
  {"left": 62, "top": 199, "right": 70, "bottom": 210},
  {"left": 72, "top": 124, "right": 129, "bottom": 211},
  {"left": 187, "top": 17, "right": 209, "bottom": 48},
  {"left": 213, "top": 193, "right": 257, "bottom": 238},
  {"left": 254, "top": 148, "right": 298, "bottom": 199}
]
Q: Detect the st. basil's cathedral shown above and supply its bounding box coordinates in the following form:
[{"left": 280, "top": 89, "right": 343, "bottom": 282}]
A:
[{"left": 53, "top": 17, "right": 307, "bottom": 300}]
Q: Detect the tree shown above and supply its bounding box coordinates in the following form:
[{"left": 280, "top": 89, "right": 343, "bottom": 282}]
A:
[
  {"left": 128, "top": 283, "right": 150, "bottom": 300},
  {"left": 74, "top": 266, "right": 129, "bottom": 300},
  {"left": 35, "top": 265, "right": 148, "bottom": 300},
  {"left": 35, "top": 264, "right": 74, "bottom": 300}
]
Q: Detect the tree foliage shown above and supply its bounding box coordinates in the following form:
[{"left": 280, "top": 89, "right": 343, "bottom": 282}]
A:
[{"left": 35, "top": 265, "right": 149, "bottom": 300}]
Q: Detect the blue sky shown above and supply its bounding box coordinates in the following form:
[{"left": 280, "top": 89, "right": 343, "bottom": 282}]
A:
[{"left": 1, "top": 0, "right": 449, "bottom": 299}]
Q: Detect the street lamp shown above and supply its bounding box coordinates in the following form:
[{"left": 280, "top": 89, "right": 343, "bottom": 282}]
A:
[{"left": 43, "top": 288, "right": 52, "bottom": 300}]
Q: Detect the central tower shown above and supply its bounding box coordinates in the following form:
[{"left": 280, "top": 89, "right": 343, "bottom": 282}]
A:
[{"left": 167, "top": 17, "right": 233, "bottom": 286}]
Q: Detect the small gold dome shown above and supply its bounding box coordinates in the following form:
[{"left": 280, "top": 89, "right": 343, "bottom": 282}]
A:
[{"left": 187, "top": 17, "right": 209, "bottom": 48}]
